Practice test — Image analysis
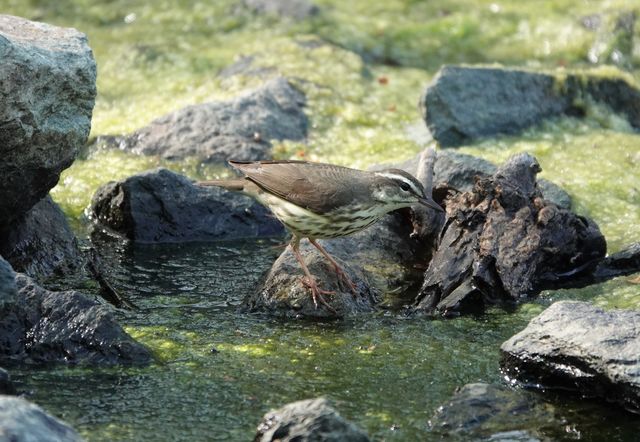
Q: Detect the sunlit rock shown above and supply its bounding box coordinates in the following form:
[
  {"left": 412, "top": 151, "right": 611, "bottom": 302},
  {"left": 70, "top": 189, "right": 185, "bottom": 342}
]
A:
[
  {"left": 501, "top": 301, "right": 640, "bottom": 414},
  {"left": 0, "top": 395, "right": 83, "bottom": 441},
  {"left": 90, "top": 168, "right": 285, "bottom": 242},
  {"left": 121, "top": 77, "right": 308, "bottom": 164},
  {"left": 422, "top": 65, "right": 640, "bottom": 146},
  {"left": 0, "top": 15, "right": 96, "bottom": 227},
  {"left": 0, "top": 274, "right": 152, "bottom": 366},
  {"left": 254, "top": 397, "right": 370, "bottom": 441}
]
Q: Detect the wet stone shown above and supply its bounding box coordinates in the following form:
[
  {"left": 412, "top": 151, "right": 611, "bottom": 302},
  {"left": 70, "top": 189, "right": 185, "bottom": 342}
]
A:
[
  {"left": 254, "top": 397, "right": 370, "bottom": 442},
  {"left": 501, "top": 301, "right": 640, "bottom": 414},
  {"left": 0, "top": 395, "right": 83, "bottom": 442}
]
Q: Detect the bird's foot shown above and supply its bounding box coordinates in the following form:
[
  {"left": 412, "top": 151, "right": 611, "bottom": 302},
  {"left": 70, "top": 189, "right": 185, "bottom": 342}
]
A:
[
  {"left": 301, "top": 276, "right": 336, "bottom": 312},
  {"left": 332, "top": 265, "right": 358, "bottom": 297}
]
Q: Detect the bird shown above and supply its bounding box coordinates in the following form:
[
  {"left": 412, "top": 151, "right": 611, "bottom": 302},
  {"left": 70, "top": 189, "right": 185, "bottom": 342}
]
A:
[{"left": 198, "top": 160, "right": 443, "bottom": 309}]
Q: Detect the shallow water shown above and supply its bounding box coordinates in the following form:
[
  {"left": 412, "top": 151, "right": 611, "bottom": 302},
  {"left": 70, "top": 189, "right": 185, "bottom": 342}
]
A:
[
  {"left": 11, "top": 240, "right": 640, "bottom": 441},
  {"left": 3, "top": 0, "right": 640, "bottom": 440}
]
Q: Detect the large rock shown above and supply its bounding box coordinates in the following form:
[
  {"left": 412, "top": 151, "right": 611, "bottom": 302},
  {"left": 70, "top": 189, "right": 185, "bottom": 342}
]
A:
[
  {"left": 121, "top": 77, "right": 308, "bottom": 163},
  {"left": 501, "top": 301, "right": 640, "bottom": 414},
  {"left": 429, "top": 383, "right": 561, "bottom": 440},
  {"left": 243, "top": 240, "right": 378, "bottom": 319},
  {"left": 0, "top": 274, "right": 152, "bottom": 366},
  {"left": 90, "top": 168, "right": 285, "bottom": 242},
  {"left": 255, "top": 397, "right": 370, "bottom": 442},
  {"left": 415, "top": 153, "right": 606, "bottom": 316},
  {"left": 422, "top": 66, "right": 640, "bottom": 146},
  {"left": 0, "top": 395, "right": 83, "bottom": 441},
  {"left": 0, "top": 196, "right": 85, "bottom": 281},
  {"left": 0, "top": 15, "right": 96, "bottom": 227}
]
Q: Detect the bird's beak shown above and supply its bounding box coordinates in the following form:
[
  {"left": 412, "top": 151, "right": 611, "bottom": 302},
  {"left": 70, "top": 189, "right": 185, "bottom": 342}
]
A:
[{"left": 418, "top": 196, "right": 444, "bottom": 212}]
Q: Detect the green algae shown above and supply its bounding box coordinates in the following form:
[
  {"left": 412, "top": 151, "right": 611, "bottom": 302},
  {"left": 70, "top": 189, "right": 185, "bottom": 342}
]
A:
[{"left": 2, "top": 0, "right": 640, "bottom": 441}]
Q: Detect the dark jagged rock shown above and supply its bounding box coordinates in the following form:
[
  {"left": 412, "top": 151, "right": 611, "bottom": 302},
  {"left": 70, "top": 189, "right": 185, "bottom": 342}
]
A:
[
  {"left": 254, "top": 397, "right": 370, "bottom": 442},
  {"left": 242, "top": 241, "right": 378, "bottom": 319},
  {"left": 122, "top": 77, "right": 308, "bottom": 163},
  {"left": 414, "top": 153, "right": 606, "bottom": 317},
  {"left": 244, "top": 0, "right": 320, "bottom": 20},
  {"left": 0, "top": 395, "right": 83, "bottom": 441},
  {"left": 501, "top": 301, "right": 640, "bottom": 414},
  {"left": 428, "top": 383, "right": 560, "bottom": 440},
  {"left": 0, "top": 196, "right": 85, "bottom": 281},
  {"left": 0, "top": 15, "right": 96, "bottom": 228},
  {"left": 0, "top": 274, "right": 152, "bottom": 366},
  {"left": 422, "top": 66, "right": 640, "bottom": 146},
  {"left": 0, "top": 368, "right": 16, "bottom": 395},
  {"left": 90, "top": 168, "right": 285, "bottom": 243}
]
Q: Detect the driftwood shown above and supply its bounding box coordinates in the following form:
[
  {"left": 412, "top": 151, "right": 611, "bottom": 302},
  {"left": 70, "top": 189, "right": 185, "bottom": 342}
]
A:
[{"left": 414, "top": 153, "right": 607, "bottom": 317}]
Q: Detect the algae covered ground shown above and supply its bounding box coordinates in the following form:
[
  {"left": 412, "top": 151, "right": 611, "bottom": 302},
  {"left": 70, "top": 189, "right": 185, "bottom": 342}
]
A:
[{"left": 3, "top": 0, "right": 640, "bottom": 440}]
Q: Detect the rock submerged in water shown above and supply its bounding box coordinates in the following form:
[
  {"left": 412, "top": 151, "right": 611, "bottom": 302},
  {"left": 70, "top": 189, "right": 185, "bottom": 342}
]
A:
[
  {"left": 0, "top": 14, "right": 96, "bottom": 228},
  {"left": 119, "top": 77, "right": 308, "bottom": 164},
  {"left": 90, "top": 168, "right": 285, "bottom": 243},
  {"left": 501, "top": 301, "right": 640, "bottom": 414},
  {"left": 422, "top": 65, "right": 640, "bottom": 146},
  {"left": 0, "top": 196, "right": 86, "bottom": 282},
  {"left": 0, "top": 395, "right": 83, "bottom": 442},
  {"left": 255, "top": 397, "right": 370, "bottom": 442},
  {"left": 0, "top": 273, "right": 152, "bottom": 366},
  {"left": 414, "top": 153, "right": 606, "bottom": 317},
  {"left": 429, "top": 383, "right": 561, "bottom": 440}
]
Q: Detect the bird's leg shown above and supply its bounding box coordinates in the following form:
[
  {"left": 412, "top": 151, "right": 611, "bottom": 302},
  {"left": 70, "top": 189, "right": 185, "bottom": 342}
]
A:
[
  {"left": 289, "top": 236, "right": 336, "bottom": 311},
  {"left": 309, "top": 238, "right": 358, "bottom": 296}
]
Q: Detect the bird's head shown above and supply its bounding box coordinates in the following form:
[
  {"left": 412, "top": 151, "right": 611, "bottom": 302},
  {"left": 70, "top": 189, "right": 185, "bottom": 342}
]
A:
[{"left": 372, "top": 169, "right": 443, "bottom": 213}]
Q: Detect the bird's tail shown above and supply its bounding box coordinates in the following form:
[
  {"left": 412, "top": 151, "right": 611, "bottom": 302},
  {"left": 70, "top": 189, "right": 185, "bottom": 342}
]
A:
[{"left": 197, "top": 179, "right": 246, "bottom": 191}]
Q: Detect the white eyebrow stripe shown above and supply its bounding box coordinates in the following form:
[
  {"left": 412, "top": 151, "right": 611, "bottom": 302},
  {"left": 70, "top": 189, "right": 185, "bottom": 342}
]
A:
[{"left": 374, "top": 172, "right": 424, "bottom": 196}]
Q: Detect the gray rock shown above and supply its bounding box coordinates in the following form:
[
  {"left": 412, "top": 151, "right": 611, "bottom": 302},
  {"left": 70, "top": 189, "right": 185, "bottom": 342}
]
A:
[
  {"left": 90, "top": 168, "right": 285, "bottom": 243},
  {"left": 243, "top": 240, "right": 378, "bottom": 319},
  {"left": 0, "top": 368, "right": 16, "bottom": 395},
  {"left": 0, "top": 395, "right": 83, "bottom": 441},
  {"left": 0, "top": 274, "right": 152, "bottom": 366},
  {"left": 501, "top": 301, "right": 640, "bottom": 413},
  {"left": 422, "top": 66, "right": 640, "bottom": 147},
  {"left": 378, "top": 149, "right": 571, "bottom": 209},
  {"left": 415, "top": 153, "right": 606, "bottom": 316},
  {"left": 244, "top": 0, "right": 320, "bottom": 20},
  {"left": 0, "top": 15, "right": 96, "bottom": 227},
  {"left": 255, "top": 397, "right": 370, "bottom": 441},
  {"left": 587, "top": 10, "right": 636, "bottom": 68},
  {"left": 429, "top": 383, "right": 559, "bottom": 440},
  {"left": 422, "top": 66, "right": 571, "bottom": 147},
  {"left": 0, "top": 196, "right": 85, "bottom": 281},
  {"left": 0, "top": 256, "right": 16, "bottom": 308},
  {"left": 122, "top": 77, "right": 308, "bottom": 163}
]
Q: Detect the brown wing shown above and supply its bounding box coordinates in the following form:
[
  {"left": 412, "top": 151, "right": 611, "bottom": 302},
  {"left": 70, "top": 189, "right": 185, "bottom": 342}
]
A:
[{"left": 229, "top": 160, "right": 371, "bottom": 213}]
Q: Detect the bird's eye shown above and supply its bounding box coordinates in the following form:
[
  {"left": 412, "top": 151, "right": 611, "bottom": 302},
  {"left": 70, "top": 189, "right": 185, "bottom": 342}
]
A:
[{"left": 399, "top": 182, "right": 411, "bottom": 192}]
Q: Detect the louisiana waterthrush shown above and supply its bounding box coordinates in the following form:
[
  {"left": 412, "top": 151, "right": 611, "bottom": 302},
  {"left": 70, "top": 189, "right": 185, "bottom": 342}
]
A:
[{"left": 199, "top": 160, "right": 443, "bottom": 309}]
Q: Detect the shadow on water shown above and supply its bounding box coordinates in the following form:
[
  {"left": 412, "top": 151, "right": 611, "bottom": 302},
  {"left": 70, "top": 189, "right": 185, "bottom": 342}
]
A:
[{"left": 11, "top": 238, "right": 640, "bottom": 441}]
